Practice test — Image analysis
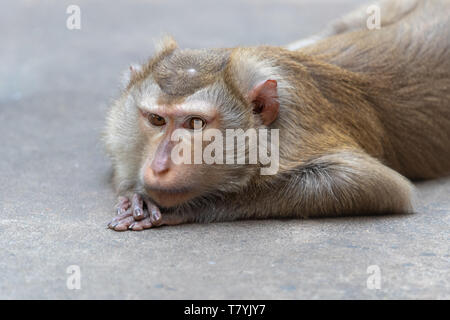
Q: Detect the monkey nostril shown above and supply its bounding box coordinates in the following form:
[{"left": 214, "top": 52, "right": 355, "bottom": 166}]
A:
[
  {"left": 150, "top": 162, "right": 170, "bottom": 176},
  {"left": 153, "top": 167, "right": 170, "bottom": 176}
]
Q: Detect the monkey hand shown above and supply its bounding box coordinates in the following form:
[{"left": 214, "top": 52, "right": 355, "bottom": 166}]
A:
[{"left": 108, "top": 194, "right": 163, "bottom": 231}]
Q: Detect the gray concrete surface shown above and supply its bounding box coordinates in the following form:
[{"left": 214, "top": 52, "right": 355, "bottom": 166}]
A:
[{"left": 0, "top": 0, "right": 449, "bottom": 299}]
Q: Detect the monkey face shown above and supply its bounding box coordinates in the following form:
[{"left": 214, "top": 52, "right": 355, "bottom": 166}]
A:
[
  {"left": 133, "top": 92, "right": 280, "bottom": 208},
  {"left": 135, "top": 99, "right": 225, "bottom": 207}
]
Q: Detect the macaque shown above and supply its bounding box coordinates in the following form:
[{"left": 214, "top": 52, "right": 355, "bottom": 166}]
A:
[{"left": 104, "top": 0, "right": 450, "bottom": 231}]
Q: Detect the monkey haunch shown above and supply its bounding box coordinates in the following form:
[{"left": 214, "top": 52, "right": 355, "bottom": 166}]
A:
[{"left": 104, "top": 0, "right": 450, "bottom": 231}]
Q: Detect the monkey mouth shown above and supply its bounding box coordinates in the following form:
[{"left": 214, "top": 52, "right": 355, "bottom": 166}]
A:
[
  {"left": 145, "top": 185, "right": 192, "bottom": 194},
  {"left": 144, "top": 185, "right": 195, "bottom": 207}
]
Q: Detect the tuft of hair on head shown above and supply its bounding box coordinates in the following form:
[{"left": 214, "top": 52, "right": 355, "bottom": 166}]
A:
[
  {"left": 123, "top": 35, "right": 179, "bottom": 90},
  {"left": 153, "top": 35, "right": 178, "bottom": 56},
  {"left": 118, "top": 36, "right": 178, "bottom": 91}
]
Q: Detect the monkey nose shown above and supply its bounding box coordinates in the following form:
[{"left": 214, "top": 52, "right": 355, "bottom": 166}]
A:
[{"left": 150, "top": 160, "right": 171, "bottom": 176}]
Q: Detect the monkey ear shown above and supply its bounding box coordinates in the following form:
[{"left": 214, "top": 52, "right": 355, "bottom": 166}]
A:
[
  {"left": 248, "top": 80, "right": 280, "bottom": 126},
  {"left": 120, "top": 64, "right": 142, "bottom": 89}
]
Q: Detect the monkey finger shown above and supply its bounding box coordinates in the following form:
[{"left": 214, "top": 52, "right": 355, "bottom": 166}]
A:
[
  {"left": 115, "top": 196, "right": 131, "bottom": 215},
  {"left": 145, "top": 199, "right": 162, "bottom": 226},
  {"left": 129, "top": 216, "right": 153, "bottom": 231},
  {"left": 111, "top": 216, "right": 135, "bottom": 231},
  {"left": 118, "top": 196, "right": 129, "bottom": 202},
  {"left": 132, "top": 194, "right": 145, "bottom": 221},
  {"left": 108, "top": 210, "right": 133, "bottom": 227}
]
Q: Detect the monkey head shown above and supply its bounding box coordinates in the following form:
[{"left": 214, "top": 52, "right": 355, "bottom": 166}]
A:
[{"left": 105, "top": 37, "right": 282, "bottom": 208}]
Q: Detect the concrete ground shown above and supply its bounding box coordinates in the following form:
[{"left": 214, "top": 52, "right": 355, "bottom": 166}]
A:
[{"left": 0, "top": 0, "right": 449, "bottom": 299}]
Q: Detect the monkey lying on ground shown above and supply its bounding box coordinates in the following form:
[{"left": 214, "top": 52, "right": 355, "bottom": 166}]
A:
[{"left": 105, "top": 0, "right": 450, "bottom": 231}]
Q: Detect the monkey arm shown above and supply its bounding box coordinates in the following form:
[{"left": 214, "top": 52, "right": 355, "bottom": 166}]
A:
[
  {"left": 281, "top": 151, "right": 414, "bottom": 218},
  {"left": 195, "top": 150, "right": 414, "bottom": 222}
]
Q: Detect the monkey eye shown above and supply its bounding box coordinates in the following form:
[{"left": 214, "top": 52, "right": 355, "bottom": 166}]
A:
[
  {"left": 148, "top": 113, "right": 166, "bottom": 126},
  {"left": 186, "top": 117, "right": 206, "bottom": 130}
]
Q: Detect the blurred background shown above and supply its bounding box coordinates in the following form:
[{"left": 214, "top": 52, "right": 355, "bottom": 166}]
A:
[{"left": 0, "top": 0, "right": 448, "bottom": 299}]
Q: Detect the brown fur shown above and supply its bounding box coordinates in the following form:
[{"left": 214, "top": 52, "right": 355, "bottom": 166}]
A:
[{"left": 104, "top": 0, "right": 450, "bottom": 228}]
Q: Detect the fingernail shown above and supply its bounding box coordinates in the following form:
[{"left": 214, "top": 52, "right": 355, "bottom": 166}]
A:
[
  {"left": 110, "top": 222, "right": 118, "bottom": 228},
  {"left": 152, "top": 210, "right": 161, "bottom": 221},
  {"left": 134, "top": 207, "right": 143, "bottom": 216}
]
